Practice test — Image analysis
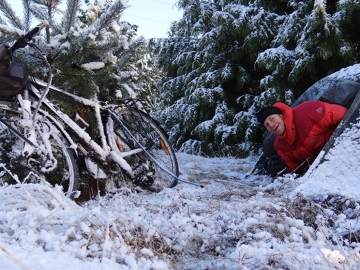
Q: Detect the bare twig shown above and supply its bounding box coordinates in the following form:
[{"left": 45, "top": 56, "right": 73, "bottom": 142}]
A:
[{"left": 0, "top": 244, "right": 29, "bottom": 270}]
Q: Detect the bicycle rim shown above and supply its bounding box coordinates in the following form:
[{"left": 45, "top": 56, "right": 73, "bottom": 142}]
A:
[
  {"left": 0, "top": 109, "right": 79, "bottom": 199},
  {"left": 107, "top": 107, "right": 179, "bottom": 192}
]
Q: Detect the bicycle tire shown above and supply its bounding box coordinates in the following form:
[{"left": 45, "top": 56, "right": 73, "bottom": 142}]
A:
[
  {"left": 107, "top": 107, "right": 179, "bottom": 192},
  {"left": 0, "top": 106, "right": 79, "bottom": 199}
]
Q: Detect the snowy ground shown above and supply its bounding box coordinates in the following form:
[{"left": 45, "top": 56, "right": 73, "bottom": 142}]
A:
[{"left": 0, "top": 119, "right": 360, "bottom": 269}]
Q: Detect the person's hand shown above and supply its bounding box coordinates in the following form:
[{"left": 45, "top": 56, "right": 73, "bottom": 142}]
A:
[{"left": 263, "top": 155, "right": 287, "bottom": 175}]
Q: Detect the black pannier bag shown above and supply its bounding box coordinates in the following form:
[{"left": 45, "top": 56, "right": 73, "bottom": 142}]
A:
[{"left": 0, "top": 44, "right": 30, "bottom": 99}]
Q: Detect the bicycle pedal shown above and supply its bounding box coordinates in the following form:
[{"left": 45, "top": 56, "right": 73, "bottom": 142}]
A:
[
  {"left": 133, "top": 163, "right": 148, "bottom": 175},
  {"left": 132, "top": 163, "right": 154, "bottom": 188},
  {"left": 133, "top": 174, "right": 154, "bottom": 189}
]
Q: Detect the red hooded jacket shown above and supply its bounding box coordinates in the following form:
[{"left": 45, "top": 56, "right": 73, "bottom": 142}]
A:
[{"left": 272, "top": 101, "right": 347, "bottom": 173}]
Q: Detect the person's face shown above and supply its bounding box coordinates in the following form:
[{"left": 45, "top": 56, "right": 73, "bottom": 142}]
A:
[{"left": 264, "top": 114, "right": 285, "bottom": 135}]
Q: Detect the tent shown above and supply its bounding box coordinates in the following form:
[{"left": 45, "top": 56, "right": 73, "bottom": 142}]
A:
[{"left": 255, "top": 77, "right": 360, "bottom": 174}]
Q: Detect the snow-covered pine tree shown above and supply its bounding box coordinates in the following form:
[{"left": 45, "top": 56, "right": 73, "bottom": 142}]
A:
[
  {"left": 0, "top": 0, "right": 153, "bottom": 101},
  {"left": 153, "top": 0, "right": 360, "bottom": 157},
  {"left": 288, "top": 0, "right": 354, "bottom": 94},
  {"left": 152, "top": 0, "right": 284, "bottom": 156},
  {"left": 136, "top": 42, "right": 163, "bottom": 111},
  {"left": 335, "top": 0, "right": 360, "bottom": 70}
]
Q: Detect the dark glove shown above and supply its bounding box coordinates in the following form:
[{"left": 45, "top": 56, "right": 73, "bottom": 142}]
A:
[{"left": 263, "top": 155, "right": 287, "bottom": 175}]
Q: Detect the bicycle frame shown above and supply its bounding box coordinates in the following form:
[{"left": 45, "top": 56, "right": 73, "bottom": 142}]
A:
[
  {"left": 0, "top": 22, "right": 184, "bottom": 192},
  {"left": 29, "top": 79, "right": 144, "bottom": 179}
]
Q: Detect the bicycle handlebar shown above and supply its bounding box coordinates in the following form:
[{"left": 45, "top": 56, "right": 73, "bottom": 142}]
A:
[{"left": 10, "top": 21, "right": 48, "bottom": 52}]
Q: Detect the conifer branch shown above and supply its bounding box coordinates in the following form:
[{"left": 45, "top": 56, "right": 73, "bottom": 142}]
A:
[
  {"left": 0, "top": 0, "right": 24, "bottom": 29},
  {"left": 63, "top": 0, "right": 81, "bottom": 32},
  {"left": 92, "top": 0, "right": 125, "bottom": 33},
  {"left": 22, "top": 0, "right": 32, "bottom": 31}
]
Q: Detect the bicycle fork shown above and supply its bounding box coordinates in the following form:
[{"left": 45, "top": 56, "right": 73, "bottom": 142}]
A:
[
  {"left": 18, "top": 90, "right": 36, "bottom": 156},
  {"left": 16, "top": 90, "right": 58, "bottom": 172}
]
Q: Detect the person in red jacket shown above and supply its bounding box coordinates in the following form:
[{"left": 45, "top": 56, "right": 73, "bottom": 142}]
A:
[{"left": 256, "top": 100, "right": 348, "bottom": 175}]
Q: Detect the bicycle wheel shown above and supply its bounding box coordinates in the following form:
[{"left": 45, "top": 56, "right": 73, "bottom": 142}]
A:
[
  {"left": 107, "top": 107, "right": 179, "bottom": 192},
  {"left": 0, "top": 105, "right": 79, "bottom": 199}
]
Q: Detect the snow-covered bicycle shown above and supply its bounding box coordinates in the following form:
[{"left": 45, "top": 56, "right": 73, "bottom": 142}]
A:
[{"left": 0, "top": 23, "right": 179, "bottom": 199}]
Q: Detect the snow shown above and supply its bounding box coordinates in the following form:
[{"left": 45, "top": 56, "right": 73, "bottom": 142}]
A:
[
  {"left": 1, "top": 70, "right": 360, "bottom": 268},
  {"left": 293, "top": 116, "right": 360, "bottom": 199},
  {"left": 1, "top": 121, "right": 360, "bottom": 269},
  {"left": 81, "top": 62, "right": 105, "bottom": 71}
]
